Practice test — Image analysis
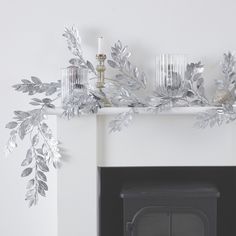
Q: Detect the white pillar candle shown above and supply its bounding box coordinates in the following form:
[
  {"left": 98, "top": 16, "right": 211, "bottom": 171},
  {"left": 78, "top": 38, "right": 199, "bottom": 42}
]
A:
[{"left": 98, "top": 36, "right": 104, "bottom": 54}]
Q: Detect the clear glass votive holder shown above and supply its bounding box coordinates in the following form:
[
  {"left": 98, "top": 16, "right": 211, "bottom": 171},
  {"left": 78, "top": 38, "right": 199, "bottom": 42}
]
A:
[
  {"left": 61, "top": 66, "right": 88, "bottom": 104},
  {"left": 156, "top": 54, "right": 187, "bottom": 97}
]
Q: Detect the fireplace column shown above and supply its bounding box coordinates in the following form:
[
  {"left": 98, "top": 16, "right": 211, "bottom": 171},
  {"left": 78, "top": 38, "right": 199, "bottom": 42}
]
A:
[{"left": 57, "top": 116, "right": 98, "bottom": 236}]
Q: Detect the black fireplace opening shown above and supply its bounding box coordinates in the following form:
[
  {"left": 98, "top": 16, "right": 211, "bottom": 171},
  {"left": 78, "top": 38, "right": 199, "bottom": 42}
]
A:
[{"left": 99, "top": 167, "right": 236, "bottom": 236}]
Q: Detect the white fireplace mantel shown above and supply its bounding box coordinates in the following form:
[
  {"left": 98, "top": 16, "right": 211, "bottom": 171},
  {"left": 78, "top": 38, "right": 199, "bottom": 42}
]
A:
[{"left": 55, "top": 107, "right": 236, "bottom": 236}]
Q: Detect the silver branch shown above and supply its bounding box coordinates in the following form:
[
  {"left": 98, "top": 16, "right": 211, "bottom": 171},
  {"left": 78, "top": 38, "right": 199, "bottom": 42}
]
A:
[
  {"left": 107, "top": 40, "right": 147, "bottom": 90},
  {"left": 196, "top": 52, "right": 236, "bottom": 128},
  {"left": 62, "top": 88, "right": 102, "bottom": 119},
  {"left": 195, "top": 107, "right": 236, "bottom": 128},
  {"left": 184, "top": 62, "right": 209, "bottom": 106},
  {"left": 107, "top": 41, "right": 148, "bottom": 131},
  {"left": 5, "top": 92, "right": 61, "bottom": 207},
  {"left": 109, "top": 108, "right": 138, "bottom": 132},
  {"left": 63, "top": 27, "right": 96, "bottom": 75},
  {"left": 12, "top": 77, "right": 61, "bottom": 96}
]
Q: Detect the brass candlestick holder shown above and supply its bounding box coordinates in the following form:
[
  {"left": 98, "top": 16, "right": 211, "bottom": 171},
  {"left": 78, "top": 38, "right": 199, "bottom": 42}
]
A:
[
  {"left": 96, "top": 54, "right": 106, "bottom": 89},
  {"left": 96, "top": 53, "right": 111, "bottom": 107}
]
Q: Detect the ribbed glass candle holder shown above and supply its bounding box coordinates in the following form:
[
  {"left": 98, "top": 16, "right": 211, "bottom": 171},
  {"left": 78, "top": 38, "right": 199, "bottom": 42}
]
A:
[
  {"left": 61, "top": 66, "right": 88, "bottom": 104},
  {"left": 156, "top": 54, "right": 187, "bottom": 97}
]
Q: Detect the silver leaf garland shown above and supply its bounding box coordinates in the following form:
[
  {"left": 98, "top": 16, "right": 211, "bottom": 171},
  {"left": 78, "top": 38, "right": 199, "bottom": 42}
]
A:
[{"left": 6, "top": 26, "right": 236, "bottom": 207}]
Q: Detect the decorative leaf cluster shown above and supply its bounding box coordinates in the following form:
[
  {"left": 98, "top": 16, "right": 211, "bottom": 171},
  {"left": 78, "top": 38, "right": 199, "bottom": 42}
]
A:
[
  {"left": 63, "top": 27, "right": 82, "bottom": 57},
  {"left": 184, "top": 62, "right": 208, "bottom": 106},
  {"left": 195, "top": 107, "right": 236, "bottom": 128},
  {"left": 145, "top": 62, "right": 208, "bottom": 116},
  {"left": 63, "top": 27, "right": 96, "bottom": 75},
  {"left": 212, "top": 52, "right": 236, "bottom": 106},
  {"left": 196, "top": 52, "right": 236, "bottom": 128},
  {"left": 62, "top": 88, "right": 102, "bottom": 119},
  {"left": 5, "top": 106, "right": 61, "bottom": 206},
  {"left": 221, "top": 52, "right": 236, "bottom": 88},
  {"left": 22, "top": 142, "right": 49, "bottom": 207},
  {"left": 106, "top": 41, "right": 148, "bottom": 131},
  {"left": 147, "top": 95, "right": 173, "bottom": 114},
  {"left": 107, "top": 41, "right": 147, "bottom": 90},
  {"left": 103, "top": 83, "right": 144, "bottom": 107},
  {"left": 109, "top": 108, "right": 138, "bottom": 132},
  {"left": 6, "top": 75, "right": 61, "bottom": 206},
  {"left": 106, "top": 42, "right": 209, "bottom": 131},
  {"left": 12, "top": 76, "right": 61, "bottom": 96},
  {"left": 29, "top": 97, "right": 56, "bottom": 108}
]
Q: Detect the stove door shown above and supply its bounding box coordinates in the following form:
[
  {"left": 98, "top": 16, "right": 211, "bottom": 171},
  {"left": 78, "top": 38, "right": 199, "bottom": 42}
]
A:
[{"left": 127, "top": 207, "right": 208, "bottom": 236}]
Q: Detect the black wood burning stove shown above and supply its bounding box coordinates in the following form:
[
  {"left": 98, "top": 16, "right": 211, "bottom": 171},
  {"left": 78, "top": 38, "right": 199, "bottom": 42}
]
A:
[{"left": 121, "top": 183, "right": 220, "bottom": 236}]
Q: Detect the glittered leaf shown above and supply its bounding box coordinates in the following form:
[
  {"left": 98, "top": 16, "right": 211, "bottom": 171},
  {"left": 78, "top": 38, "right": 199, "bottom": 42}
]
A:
[
  {"left": 31, "top": 76, "right": 42, "bottom": 84},
  {"left": 37, "top": 171, "right": 47, "bottom": 182},
  {"left": 38, "top": 161, "right": 49, "bottom": 172},
  {"left": 38, "top": 180, "right": 48, "bottom": 191},
  {"left": 5, "top": 121, "right": 18, "bottom": 129},
  {"left": 21, "top": 168, "right": 33, "bottom": 177},
  {"left": 38, "top": 186, "right": 46, "bottom": 197},
  {"left": 107, "top": 60, "right": 118, "bottom": 68},
  {"left": 21, "top": 157, "right": 33, "bottom": 166},
  {"left": 26, "top": 179, "right": 35, "bottom": 189}
]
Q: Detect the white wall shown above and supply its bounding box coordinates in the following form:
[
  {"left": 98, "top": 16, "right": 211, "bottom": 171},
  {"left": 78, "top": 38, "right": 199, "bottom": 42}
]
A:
[{"left": 0, "top": 0, "right": 236, "bottom": 235}]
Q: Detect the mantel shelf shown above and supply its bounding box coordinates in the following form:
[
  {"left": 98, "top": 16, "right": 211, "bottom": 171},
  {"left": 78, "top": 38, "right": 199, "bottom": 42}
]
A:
[{"left": 47, "top": 106, "right": 214, "bottom": 116}]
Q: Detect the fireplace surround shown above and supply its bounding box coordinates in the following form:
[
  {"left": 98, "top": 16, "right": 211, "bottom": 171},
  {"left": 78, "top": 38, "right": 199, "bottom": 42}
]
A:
[{"left": 57, "top": 110, "right": 236, "bottom": 236}]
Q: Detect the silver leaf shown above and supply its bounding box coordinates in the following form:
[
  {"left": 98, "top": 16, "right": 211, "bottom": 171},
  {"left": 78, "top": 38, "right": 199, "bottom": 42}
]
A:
[
  {"left": 29, "top": 102, "right": 40, "bottom": 106},
  {"left": 18, "top": 119, "right": 31, "bottom": 140},
  {"left": 32, "top": 98, "right": 42, "bottom": 103},
  {"left": 5, "top": 121, "right": 18, "bottom": 129},
  {"left": 14, "top": 111, "right": 30, "bottom": 119},
  {"left": 38, "top": 161, "right": 49, "bottom": 172},
  {"left": 21, "top": 79, "right": 31, "bottom": 84},
  {"left": 86, "top": 60, "right": 96, "bottom": 74},
  {"left": 42, "top": 98, "right": 52, "bottom": 104},
  {"left": 27, "top": 179, "right": 35, "bottom": 189},
  {"left": 107, "top": 60, "right": 118, "bottom": 68},
  {"left": 69, "top": 58, "right": 82, "bottom": 65},
  {"left": 26, "top": 149, "right": 32, "bottom": 159},
  {"left": 31, "top": 76, "right": 42, "bottom": 84},
  {"left": 109, "top": 108, "right": 137, "bottom": 132},
  {"left": 53, "top": 161, "right": 61, "bottom": 169},
  {"left": 28, "top": 198, "right": 35, "bottom": 208},
  {"left": 45, "top": 86, "right": 57, "bottom": 96},
  {"left": 38, "top": 180, "right": 48, "bottom": 191},
  {"left": 32, "top": 134, "right": 39, "bottom": 146},
  {"left": 37, "top": 171, "right": 47, "bottom": 182},
  {"left": 38, "top": 186, "right": 46, "bottom": 197},
  {"left": 36, "top": 155, "right": 44, "bottom": 162},
  {"left": 25, "top": 189, "right": 34, "bottom": 198},
  {"left": 21, "top": 168, "right": 33, "bottom": 177},
  {"left": 21, "top": 157, "right": 33, "bottom": 166}
]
